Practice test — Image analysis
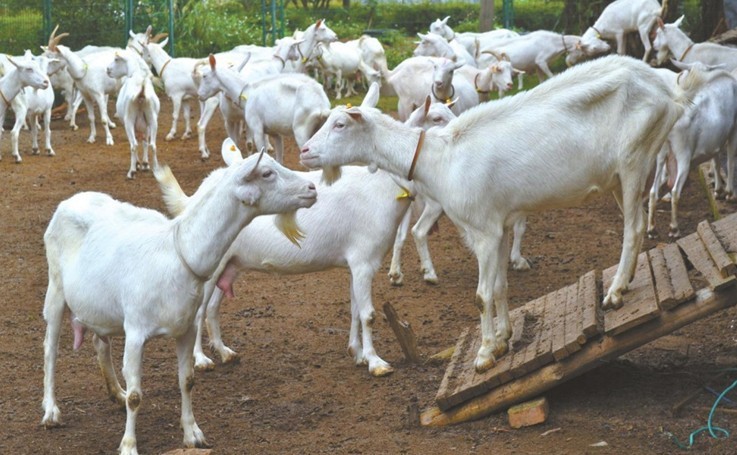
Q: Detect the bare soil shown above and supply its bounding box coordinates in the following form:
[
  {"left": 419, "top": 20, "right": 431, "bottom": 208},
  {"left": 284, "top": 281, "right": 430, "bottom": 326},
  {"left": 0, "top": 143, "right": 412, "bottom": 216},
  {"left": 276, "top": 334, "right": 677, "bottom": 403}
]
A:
[{"left": 2, "top": 99, "right": 737, "bottom": 454}]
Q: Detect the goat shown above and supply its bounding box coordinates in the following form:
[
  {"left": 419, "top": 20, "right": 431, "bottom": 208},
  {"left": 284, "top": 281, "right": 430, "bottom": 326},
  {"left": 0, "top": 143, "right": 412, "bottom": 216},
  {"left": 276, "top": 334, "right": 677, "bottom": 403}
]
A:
[
  {"left": 22, "top": 53, "right": 58, "bottom": 158},
  {"left": 477, "top": 31, "right": 582, "bottom": 87},
  {"left": 574, "top": 0, "right": 662, "bottom": 64},
  {"left": 41, "top": 151, "right": 317, "bottom": 455},
  {"left": 647, "top": 61, "right": 737, "bottom": 239},
  {"left": 300, "top": 55, "right": 706, "bottom": 373},
  {"left": 107, "top": 51, "right": 161, "bottom": 179},
  {"left": 428, "top": 16, "right": 519, "bottom": 58},
  {"left": 201, "top": 54, "right": 330, "bottom": 163},
  {"left": 0, "top": 53, "right": 49, "bottom": 162},
  {"left": 653, "top": 15, "right": 737, "bottom": 71},
  {"left": 285, "top": 19, "right": 338, "bottom": 73},
  {"left": 389, "top": 96, "right": 530, "bottom": 286},
  {"left": 43, "top": 27, "right": 120, "bottom": 145},
  {"left": 413, "top": 32, "right": 477, "bottom": 67},
  {"left": 312, "top": 41, "right": 380, "bottom": 99},
  {"left": 157, "top": 133, "right": 411, "bottom": 377}
]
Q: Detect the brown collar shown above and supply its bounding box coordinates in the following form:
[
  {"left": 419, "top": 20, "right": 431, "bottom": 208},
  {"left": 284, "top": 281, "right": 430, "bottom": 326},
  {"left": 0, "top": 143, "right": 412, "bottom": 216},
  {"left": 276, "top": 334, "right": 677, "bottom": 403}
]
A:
[
  {"left": 158, "top": 59, "right": 172, "bottom": 78},
  {"left": 678, "top": 43, "right": 694, "bottom": 62},
  {"left": 407, "top": 130, "right": 426, "bottom": 181}
]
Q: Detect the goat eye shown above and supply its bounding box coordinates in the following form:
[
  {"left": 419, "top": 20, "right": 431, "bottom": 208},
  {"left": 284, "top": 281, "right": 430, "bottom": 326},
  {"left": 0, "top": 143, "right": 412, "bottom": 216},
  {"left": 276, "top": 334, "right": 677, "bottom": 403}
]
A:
[
  {"left": 334, "top": 122, "right": 345, "bottom": 130},
  {"left": 262, "top": 170, "right": 274, "bottom": 179}
]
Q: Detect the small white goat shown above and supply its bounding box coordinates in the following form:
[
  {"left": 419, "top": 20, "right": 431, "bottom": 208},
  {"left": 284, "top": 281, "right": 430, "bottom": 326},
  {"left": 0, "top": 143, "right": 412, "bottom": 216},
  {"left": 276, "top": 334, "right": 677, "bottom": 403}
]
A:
[
  {"left": 41, "top": 152, "right": 317, "bottom": 455},
  {"left": 312, "top": 41, "right": 380, "bottom": 99},
  {"left": 107, "top": 51, "right": 161, "bottom": 179},
  {"left": 413, "top": 32, "right": 477, "bottom": 67},
  {"left": 0, "top": 53, "right": 49, "bottom": 162},
  {"left": 300, "top": 55, "right": 706, "bottom": 373},
  {"left": 647, "top": 61, "right": 737, "bottom": 238},
  {"left": 574, "top": 0, "right": 662, "bottom": 64}
]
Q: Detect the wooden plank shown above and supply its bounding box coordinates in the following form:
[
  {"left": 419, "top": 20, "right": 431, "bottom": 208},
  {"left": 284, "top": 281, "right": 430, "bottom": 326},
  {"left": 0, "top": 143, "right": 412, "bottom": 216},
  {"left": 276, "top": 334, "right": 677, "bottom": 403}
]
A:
[
  {"left": 422, "top": 285, "right": 737, "bottom": 427},
  {"left": 712, "top": 214, "right": 737, "bottom": 255},
  {"left": 435, "top": 327, "right": 470, "bottom": 407},
  {"left": 550, "top": 287, "right": 572, "bottom": 361},
  {"left": 603, "top": 252, "right": 660, "bottom": 336},
  {"left": 677, "top": 232, "right": 737, "bottom": 291},
  {"left": 521, "top": 294, "right": 551, "bottom": 372},
  {"left": 495, "top": 310, "right": 527, "bottom": 385},
  {"left": 533, "top": 292, "right": 555, "bottom": 369},
  {"left": 579, "top": 270, "right": 601, "bottom": 338},
  {"left": 662, "top": 242, "right": 696, "bottom": 308},
  {"left": 383, "top": 302, "right": 421, "bottom": 363},
  {"left": 697, "top": 220, "right": 737, "bottom": 278},
  {"left": 563, "top": 282, "right": 584, "bottom": 354}
]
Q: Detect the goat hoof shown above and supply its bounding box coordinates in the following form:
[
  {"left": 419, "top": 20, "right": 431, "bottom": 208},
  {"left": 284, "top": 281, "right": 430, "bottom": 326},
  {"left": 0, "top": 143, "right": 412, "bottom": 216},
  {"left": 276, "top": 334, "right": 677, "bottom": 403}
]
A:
[
  {"left": 474, "top": 354, "right": 496, "bottom": 373},
  {"left": 388, "top": 272, "right": 404, "bottom": 286},
  {"left": 511, "top": 258, "right": 531, "bottom": 271},
  {"left": 32, "top": 148, "right": 40, "bottom": 155},
  {"left": 47, "top": 149, "right": 56, "bottom": 157},
  {"left": 647, "top": 229, "right": 658, "bottom": 239},
  {"left": 668, "top": 229, "right": 681, "bottom": 239},
  {"left": 127, "top": 172, "right": 136, "bottom": 180},
  {"left": 220, "top": 348, "right": 239, "bottom": 364},
  {"left": 369, "top": 364, "right": 394, "bottom": 377}
]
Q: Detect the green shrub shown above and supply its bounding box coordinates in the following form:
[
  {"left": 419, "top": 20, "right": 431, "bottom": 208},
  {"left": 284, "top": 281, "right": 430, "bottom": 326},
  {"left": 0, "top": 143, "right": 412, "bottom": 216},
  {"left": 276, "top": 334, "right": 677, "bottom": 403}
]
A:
[{"left": 0, "top": 9, "right": 43, "bottom": 55}]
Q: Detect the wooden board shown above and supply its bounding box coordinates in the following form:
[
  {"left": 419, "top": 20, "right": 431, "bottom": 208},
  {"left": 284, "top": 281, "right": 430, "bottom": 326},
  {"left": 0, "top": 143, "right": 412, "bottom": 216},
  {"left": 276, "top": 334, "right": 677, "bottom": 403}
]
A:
[
  {"left": 677, "top": 232, "right": 737, "bottom": 291},
  {"left": 563, "top": 282, "right": 584, "bottom": 354},
  {"left": 697, "top": 220, "right": 737, "bottom": 277},
  {"left": 712, "top": 214, "right": 737, "bottom": 256},
  {"left": 603, "top": 252, "right": 660, "bottom": 336},
  {"left": 550, "top": 287, "right": 572, "bottom": 361},
  {"left": 578, "top": 270, "right": 601, "bottom": 338},
  {"left": 647, "top": 243, "right": 695, "bottom": 310}
]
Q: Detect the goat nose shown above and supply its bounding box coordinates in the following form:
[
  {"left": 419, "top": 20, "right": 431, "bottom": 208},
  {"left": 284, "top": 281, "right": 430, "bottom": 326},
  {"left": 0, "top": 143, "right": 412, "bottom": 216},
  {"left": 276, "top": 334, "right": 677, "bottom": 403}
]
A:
[
  {"left": 308, "top": 182, "right": 316, "bottom": 190},
  {"left": 300, "top": 146, "right": 309, "bottom": 154}
]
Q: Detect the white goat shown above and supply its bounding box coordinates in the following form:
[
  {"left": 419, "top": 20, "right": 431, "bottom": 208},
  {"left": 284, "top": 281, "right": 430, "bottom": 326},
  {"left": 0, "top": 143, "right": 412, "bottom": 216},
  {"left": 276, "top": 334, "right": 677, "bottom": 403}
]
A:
[
  {"left": 346, "top": 35, "right": 389, "bottom": 87},
  {"left": 107, "top": 51, "right": 161, "bottom": 179},
  {"left": 428, "top": 16, "right": 519, "bottom": 58},
  {"left": 283, "top": 19, "right": 338, "bottom": 73},
  {"left": 41, "top": 152, "right": 317, "bottom": 455},
  {"left": 312, "top": 41, "right": 380, "bottom": 99},
  {"left": 43, "top": 27, "right": 118, "bottom": 145},
  {"left": 413, "top": 32, "right": 477, "bottom": 67},
  {"left": 574, "top": 0, "right": 662, "bottom": 64},
  {"left": 157, "top": 136, "right": 411, "bottom": 377},
  {"left": 0, "top": 53, "right": 49, "bottom": 162},
  {"left": 389, "top": 96, "right": 530, "bottom": 286},
  {"left": 21, "top": 53, "right": 58, "bottom": 158},
  {"left": 202, "top": 54, "right": 330, "bottom": 163},
  {"left": 477, "top": 31, "right": 582, "bottom": 87},
  {"left": 300, "top": 55, "right": 706, "bottom": 373},
  {"left": 653, "top": 15, "right": 737, "bottom": 71},
  {"left": 647, "top": 62, "right": 737, "bottom": 239}
]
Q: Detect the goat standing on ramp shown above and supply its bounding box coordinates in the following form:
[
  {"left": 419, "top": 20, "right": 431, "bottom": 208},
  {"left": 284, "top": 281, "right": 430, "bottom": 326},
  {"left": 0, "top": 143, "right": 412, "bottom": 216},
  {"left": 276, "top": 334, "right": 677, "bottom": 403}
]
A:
[{"left": 300, "top": 55, "right": 707, "bottom": 373}]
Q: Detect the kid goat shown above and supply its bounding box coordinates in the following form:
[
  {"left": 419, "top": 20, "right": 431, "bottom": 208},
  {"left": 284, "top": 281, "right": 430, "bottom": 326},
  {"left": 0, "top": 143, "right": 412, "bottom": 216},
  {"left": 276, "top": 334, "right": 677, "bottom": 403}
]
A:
[
  {"left": 299, "top": 55, "right": 706, "bottom": 373},
  {"left": 41, "top": 153, "right": 317, "bottom": 454}
]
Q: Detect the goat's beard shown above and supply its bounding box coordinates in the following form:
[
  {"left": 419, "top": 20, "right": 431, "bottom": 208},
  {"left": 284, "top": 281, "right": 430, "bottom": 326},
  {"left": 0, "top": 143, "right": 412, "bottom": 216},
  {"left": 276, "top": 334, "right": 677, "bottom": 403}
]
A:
[
  {"left": 320, "top": 166, "right": 342, "bottom": 186},
  {"left": 274, "top": 211, "right": 305, "bottom": 247}
]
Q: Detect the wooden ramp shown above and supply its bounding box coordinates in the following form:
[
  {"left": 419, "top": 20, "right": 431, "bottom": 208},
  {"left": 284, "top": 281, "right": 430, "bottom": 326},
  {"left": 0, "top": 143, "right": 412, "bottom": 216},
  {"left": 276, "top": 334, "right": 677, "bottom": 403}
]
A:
[{"left": 421, "top": 213, "right": 737, "bottom": 427}]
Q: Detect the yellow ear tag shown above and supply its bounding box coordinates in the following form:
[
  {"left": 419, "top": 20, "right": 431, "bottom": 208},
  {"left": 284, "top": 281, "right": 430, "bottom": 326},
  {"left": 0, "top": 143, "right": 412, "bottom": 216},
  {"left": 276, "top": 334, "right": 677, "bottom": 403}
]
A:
[
  {"left": 302, "top": 57, "right": 308, "bottom": 63},
  {"left": 229, "top": 145, "right": 237, "bottom": 152},
  {"left": 240, "top": 94, "right": 247, "bottom": 101}
]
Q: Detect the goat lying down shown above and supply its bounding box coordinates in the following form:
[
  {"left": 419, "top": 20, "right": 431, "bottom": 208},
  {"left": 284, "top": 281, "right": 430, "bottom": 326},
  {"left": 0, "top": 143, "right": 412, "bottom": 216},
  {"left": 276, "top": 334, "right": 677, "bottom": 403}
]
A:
[
  {"left": 41, "top": 153, "right": 317, "bottom": 455},
  {"left": 300, "top": 55, "right": 707, "bottom": 373},
  {"left": 155, "top": 136, "right": 412, "bottom": 376}
]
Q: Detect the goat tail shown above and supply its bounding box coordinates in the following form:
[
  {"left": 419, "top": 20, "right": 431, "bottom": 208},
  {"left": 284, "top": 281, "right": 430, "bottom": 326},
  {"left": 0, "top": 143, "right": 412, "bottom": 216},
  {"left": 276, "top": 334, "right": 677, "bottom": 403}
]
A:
[
  {"left": 153, "top": 164, "right": 190, "bottom": 217},
  {"left": 671, "top": 64, "right": 710, "bottom": 115}
]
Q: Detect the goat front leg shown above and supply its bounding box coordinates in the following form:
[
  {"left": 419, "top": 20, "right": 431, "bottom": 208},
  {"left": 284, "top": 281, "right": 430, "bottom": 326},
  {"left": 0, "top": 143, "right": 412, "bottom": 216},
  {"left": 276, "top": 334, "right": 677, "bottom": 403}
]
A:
[
  {"left": 388, "top": 206, "right": 413, "bottom": 286},
  {"left": 616, "top": 31, "right": 627, "bottom": 55},
  {"left": 43, "top": 110, "right": 55, "bottom": 156},
  {"left": 176, "top": 326, "right": 208, "bottom": 449},
  {"left": 509, "top": 216, "right": 530, "bottom": 270},
  {"left": 82, "top": 95, "right": 98, "bottom": 143},
  {"left": 167, "top": 95, "right": 182, "bottom": 141},
  {"left": 493, "top": 228, "right": 512, "bottom": 344},
  {"left": 411, "top": 197, "right": 444, "bottom": 283},
  {"left": 349, "top": 264, "right": 393, "bottom": 376},
  {"left": 92, "top": 92, "right": 114, "bottom": 146},
  {"left": 119, "top": 335, "right": 145, "bottom": 455},
  {"left": 10, "top": 113, "right": 25, "bottom": 163},
  {"left": 473, "top": 228, "right": 504, "bottom": 373},
  {"left": 181, "top": 100, "right": 193, "bottom": 140},
  {"left": 197, "top": 98, "right": 218, "bottom": 160},
  {"left": 603, "top": 186, "right": 646, "bottom": 310}
]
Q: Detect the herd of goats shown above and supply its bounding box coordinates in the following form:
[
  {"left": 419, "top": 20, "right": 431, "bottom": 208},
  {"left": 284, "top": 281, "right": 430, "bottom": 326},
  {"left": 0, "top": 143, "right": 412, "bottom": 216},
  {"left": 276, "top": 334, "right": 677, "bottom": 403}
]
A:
[{"left": 0, "top": 0, "right": 733, "bottom": 452}]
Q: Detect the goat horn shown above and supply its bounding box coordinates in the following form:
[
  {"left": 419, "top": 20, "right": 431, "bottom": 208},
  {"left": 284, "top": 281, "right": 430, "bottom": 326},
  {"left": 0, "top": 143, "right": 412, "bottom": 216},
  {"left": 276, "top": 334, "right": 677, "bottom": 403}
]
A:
[
  {"left": 482, "top": 50, "right": 503, "bottom": 62},
  {"left": 246, "top": 147, "right": 267, "bottom": 181},
  {"left": 501, "top": 52, "right": 510, "bottom": 62},
  {"left": 151, "top": 33, "right": 168, "bottom": 43}
]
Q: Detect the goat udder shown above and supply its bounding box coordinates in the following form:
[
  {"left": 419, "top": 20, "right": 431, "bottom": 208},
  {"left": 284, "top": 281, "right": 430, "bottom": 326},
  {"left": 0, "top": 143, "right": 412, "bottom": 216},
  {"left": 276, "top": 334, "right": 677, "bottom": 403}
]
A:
[
  {"left": 216, "top": 261, "right": 239, "bottom": 298},
  {"left": 71, "top": 316, "right": 87, "bottom": 350}
]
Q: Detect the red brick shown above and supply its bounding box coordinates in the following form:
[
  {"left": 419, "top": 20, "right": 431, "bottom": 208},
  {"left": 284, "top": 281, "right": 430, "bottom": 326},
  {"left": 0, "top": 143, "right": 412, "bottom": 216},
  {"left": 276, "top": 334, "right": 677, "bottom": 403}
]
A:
[{"left": 507, "top": 397, "right": 549, "bottom": 429}]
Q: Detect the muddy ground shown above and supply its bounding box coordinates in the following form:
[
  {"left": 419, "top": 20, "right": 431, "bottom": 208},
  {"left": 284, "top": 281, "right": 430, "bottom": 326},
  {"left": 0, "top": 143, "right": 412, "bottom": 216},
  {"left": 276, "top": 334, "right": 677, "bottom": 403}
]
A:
[{"left": 1, "top": 98, "right": 736, "bottom": 454}]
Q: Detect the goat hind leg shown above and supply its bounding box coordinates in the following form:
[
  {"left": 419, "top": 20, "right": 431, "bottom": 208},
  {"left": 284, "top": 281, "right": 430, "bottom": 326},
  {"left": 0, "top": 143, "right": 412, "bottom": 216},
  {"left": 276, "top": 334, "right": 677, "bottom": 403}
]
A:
[
  {"left": 93, "top": 335, "right": 125, "bottom": 408},
  {"left": 350, "top": 265, "right": 393, "bottom": 376},
  {"left": 176, "top": 327, "right": 208, "bottom": 448},
  {"left": 41, "top": 282, "right": 65, "bottom": 427}
]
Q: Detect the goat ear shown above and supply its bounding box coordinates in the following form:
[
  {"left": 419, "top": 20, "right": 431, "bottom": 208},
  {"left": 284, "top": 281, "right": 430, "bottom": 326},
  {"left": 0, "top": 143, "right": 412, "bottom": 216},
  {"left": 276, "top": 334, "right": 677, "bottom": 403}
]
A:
[
  {"left": 361, "top": 82, "right": 380, "bottom": 108},
  {"left": 209, "top": 54, "right": 216, "bottom": 70},
  {"left": 674, "top": 15, "right": 684, "bottom": 28},
  {"left": 221, "top": 138, "right": 244, "bottom": 166},
  {"left": 345, "top": 107, "right": 363, "bottom": 121},
  {"left": 423, "top": 96, "right": 431, "bottom": 115},
  {"left": 159, "top": 36, "right": 169, "bottom": 48},
  {"left": 316, "top": 19, "right": 323, "bottom": 28},
  {"left": 442, "top": 16, "right": 450, "bottom": 24},
  {"left": 657, "top": 17, "right": 664, "bottom": 29}
]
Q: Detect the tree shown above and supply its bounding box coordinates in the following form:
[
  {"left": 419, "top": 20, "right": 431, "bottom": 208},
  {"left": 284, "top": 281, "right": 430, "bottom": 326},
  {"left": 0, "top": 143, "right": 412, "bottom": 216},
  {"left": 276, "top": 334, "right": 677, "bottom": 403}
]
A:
[{"left": 480, "top": 0, "right": 494, "bottom": 31}]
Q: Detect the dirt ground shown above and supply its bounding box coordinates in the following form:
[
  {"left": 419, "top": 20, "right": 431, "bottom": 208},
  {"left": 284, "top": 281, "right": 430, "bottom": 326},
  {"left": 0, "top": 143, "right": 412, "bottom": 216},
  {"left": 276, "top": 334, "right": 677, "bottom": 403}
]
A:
[{"left": 2, "top": 97, "right": 737, "bottom": 455}]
